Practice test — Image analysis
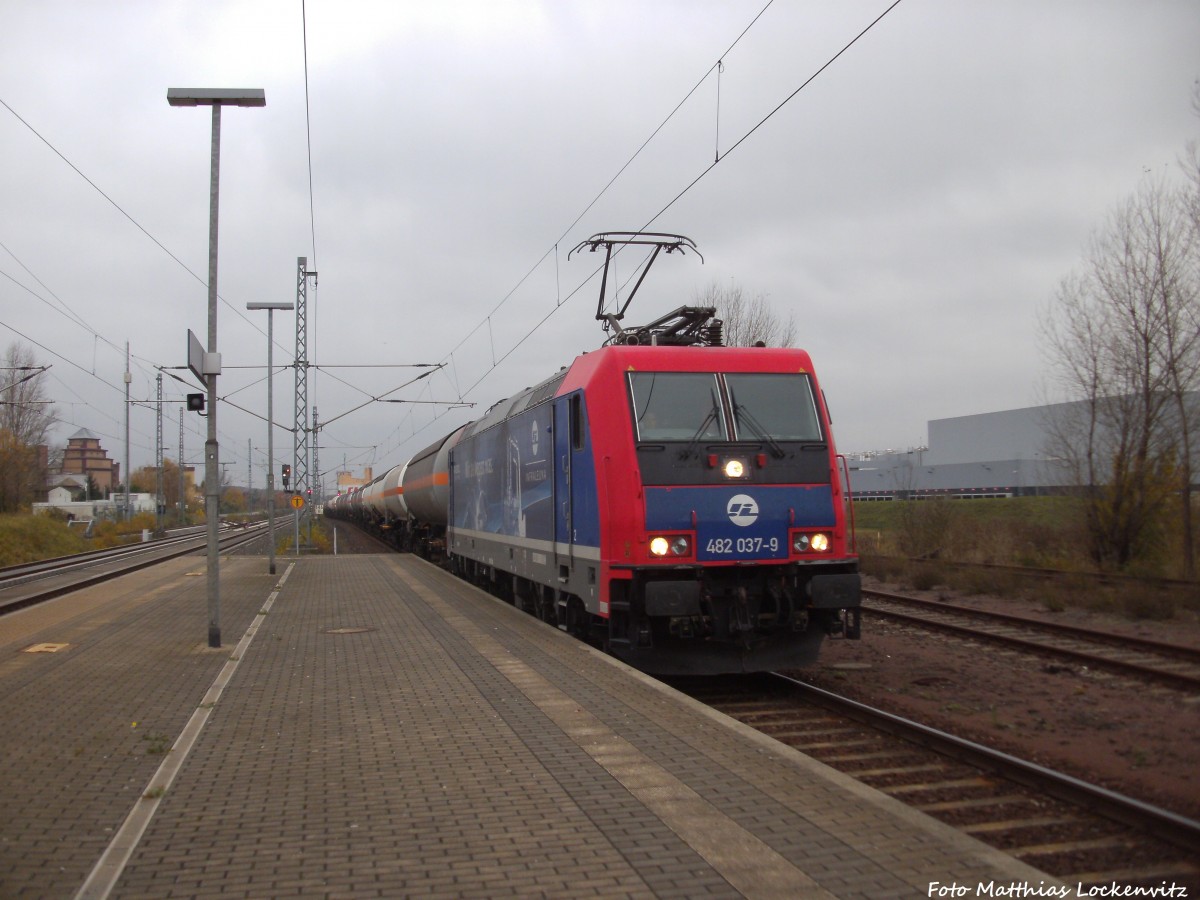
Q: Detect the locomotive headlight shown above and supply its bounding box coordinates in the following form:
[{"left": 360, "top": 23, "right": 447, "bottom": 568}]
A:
[
  {"left": 723, "top": 458, "right": 745, "bottom": 479},
  {"left": 649, "top": 535, "right": 692, "bottom": 557},
  {"left": 793, "top": 532, "right": 832, "bottom": 553}
]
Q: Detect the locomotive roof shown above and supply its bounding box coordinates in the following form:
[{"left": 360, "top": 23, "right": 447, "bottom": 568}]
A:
[
  {"left": 462, "top": 367, "right": 567, "bottom": 439},
  {"left": 458, "top": 343, "right": 815, "bottom": 442}
]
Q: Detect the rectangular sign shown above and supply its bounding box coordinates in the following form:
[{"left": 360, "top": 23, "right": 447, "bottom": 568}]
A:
[{"left": 187, "top": 330, "right": 205, "bottom": 384}]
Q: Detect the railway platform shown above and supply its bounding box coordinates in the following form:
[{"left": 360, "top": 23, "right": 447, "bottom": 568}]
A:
[{"left": 1, "top": 552, "right": 1061, "bottom": 898}]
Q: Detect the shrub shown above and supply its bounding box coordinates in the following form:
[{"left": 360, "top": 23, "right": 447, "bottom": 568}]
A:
[
  {"left": 1120, "top": 586, "right": 1177, "bottom": 621},
  {"left": 859, "top": 554, "right": 907, "bottom": 582},
  {"left": 0, "top": 514, "right": 88, "bottom": 566},
  {"left": 274, "top": 519, "right": 333, "bottom": 555},
  {"left": 907, "top": 564, "right": 944, "bottom": 592},
  {"left": 895, "top": 499, "right": 958, "bottom": 559}
]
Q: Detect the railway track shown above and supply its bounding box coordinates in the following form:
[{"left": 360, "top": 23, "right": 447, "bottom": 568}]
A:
[
  {"left": 0, "top": 523, "right": 272, "bottom": 615},
  {"left": 324, "top": 519, "right": 399, "bottom": 554},
  {"left": 671, "top": 672, "right": 1200, "bottom": 892},
  {"left": 862, "top": 589, "right": 1200, "bottom": 691},
  {"left": 863, "top": 555, "right": 1197, "bottom": 595}
]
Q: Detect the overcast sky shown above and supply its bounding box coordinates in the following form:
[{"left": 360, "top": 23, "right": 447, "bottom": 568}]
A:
[{"left": 2, "top": 1, "right": 1197, "bottom": 491}]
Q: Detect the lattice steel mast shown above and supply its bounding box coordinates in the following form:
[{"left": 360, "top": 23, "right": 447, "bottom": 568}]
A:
[
  {"left": 178, "top": 409, "right": 185, "bottom": 524},
  {"left": 293, "top": 257, "right": 318, "bottom": 505},
  {"left": 156, "top": 372, "right": 164, "bottom": 532},
  {"left": 311, "top": 405, "right": 320, "bottom": 505}
]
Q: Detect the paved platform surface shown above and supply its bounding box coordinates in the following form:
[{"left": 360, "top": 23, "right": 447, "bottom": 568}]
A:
[{"left": 0, "top": 552, "right": 1061, "bottom": 898}]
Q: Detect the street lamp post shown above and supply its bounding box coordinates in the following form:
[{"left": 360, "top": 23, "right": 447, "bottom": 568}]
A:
[
  {"left": 247, "top": 301, "right": 293, "bottom": 575},
  {"left": 169, "top": 87, "right": 265, "bottom": 648}
]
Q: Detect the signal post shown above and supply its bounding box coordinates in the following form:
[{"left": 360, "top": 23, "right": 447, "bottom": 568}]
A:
[{"left": 291, "top": 492, "right": 304, "bottom": 554}]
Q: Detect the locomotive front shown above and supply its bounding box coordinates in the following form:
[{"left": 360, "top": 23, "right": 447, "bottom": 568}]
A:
[{"left": 592, "top": 345, "right": 861, "bottom": 674}]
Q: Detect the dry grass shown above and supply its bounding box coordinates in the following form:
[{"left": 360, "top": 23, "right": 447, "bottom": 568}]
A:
[
  {"left": 853, "top": 497, "right": 1198, "bottom": 620},
  {"left": 274, "top": 518, "right": 334, "bottom": 555},
  {"left": 0, "top": 514, "right": 88, "bottom": 566},
  {"left": 89, "top": 512, "right": 161, "bottom": 549}
]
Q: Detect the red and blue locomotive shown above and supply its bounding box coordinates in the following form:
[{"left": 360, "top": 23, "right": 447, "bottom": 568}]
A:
[{"left": 327, "top": 234, "right": 861, "bottom": 674}]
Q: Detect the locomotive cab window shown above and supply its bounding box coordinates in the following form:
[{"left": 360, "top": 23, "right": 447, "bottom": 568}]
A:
[
  {"left": 726, "top": 373, "right": 823, "bottom": 442},
  {"left": 629, "top": 373, "right": 725, "bottom": 442},
  {"left": 570, "top": 393, "right": 585, "bottom": 451}
]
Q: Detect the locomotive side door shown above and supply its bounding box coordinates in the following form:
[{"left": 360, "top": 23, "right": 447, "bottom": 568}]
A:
[
  {"left": 553, "top": 393, "right": 577, "bottom": 572},
  {"left": 553, "top": 392, "right": 599, "bottom": 584},
  {"left": 553, "top": 388, "right": 602, "bottom": 628}
]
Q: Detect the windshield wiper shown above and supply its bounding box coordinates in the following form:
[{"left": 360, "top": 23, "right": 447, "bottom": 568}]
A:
[
  {"left": 733, "top": 405, "right": 786, "bottom": 458},
  {"left": 680, "top": 407, "right": 719, "bottom": 459}
]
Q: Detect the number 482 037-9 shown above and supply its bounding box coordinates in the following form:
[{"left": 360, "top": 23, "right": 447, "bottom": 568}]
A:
[{"left": 705, "top": 536, "right": 779, "bottom": 555}]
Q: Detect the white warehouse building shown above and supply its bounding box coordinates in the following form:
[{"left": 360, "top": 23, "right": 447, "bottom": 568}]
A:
[{"left": 846, "top": 397, "right": 1197, "bottom": 501}]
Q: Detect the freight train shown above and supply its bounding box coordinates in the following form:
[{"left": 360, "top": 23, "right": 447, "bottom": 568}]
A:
[{"left": 324, "top": 234, "right": 861, "bottom": 674}]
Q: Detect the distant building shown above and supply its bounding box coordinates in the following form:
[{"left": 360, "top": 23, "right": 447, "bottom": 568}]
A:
[
  {"left": 846, "top": 398, "right": 1198, "bottom": 500},
  {"left": 33, "top": 491, "right": 157, "bottom": 522},
  {"left": 336, "top": 466, "right": 373, "bottom": 494},
  {"left": 46, "top": 472, "right": 88, "bottom": 497},
  {"left": 60, "top": 428, "right": 120, "bottom": 494}
]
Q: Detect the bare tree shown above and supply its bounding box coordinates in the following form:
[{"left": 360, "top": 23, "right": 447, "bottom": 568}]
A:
[
  {"left": 0, "top": 343, "right": 56, "bottom": 513},
  {"left": 1041, "top": 176, "right": 1199, "bottom": 572},
  {"left": 1159, "top": 215, "right": 1200, "bottom": 576},
  {"left": 694, "top": 281, "right": 797, "bottom": 348}
]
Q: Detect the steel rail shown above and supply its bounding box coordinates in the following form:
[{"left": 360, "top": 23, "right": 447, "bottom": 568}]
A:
[
  {"left": 771, "top": 672, "right": 1200, "bottom": 855},
  {"left": 0, "top": 525, "right": 270, "bottom": 616},
  {"left": 0, "top": 529, "right": 211, "bottom": 583},
  {"left": 862, "top": 594, "right": 1200, "bottom": 691},
  {"left": 865, "top": 589, "right": 1200, "bottom": 660}
]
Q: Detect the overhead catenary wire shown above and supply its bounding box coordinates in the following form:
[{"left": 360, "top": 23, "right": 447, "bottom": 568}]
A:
[
  {"left": 508, "top": 0, "right": 907, "bottom": 363},
  {"left": 1, "top": 40, "right": 320, "bottom": 478},
  {"left": 6, "top": 10, "right": 344, "bottom": 477},
  {"left": 5, "top": 2, "right": 904, "bottom": 481},
  {"left": 437, "top": 0, "right": 776, "bottom": 369},
  {"left": 375, "top": 0, "right": 905, "bottom": 467},
  {"left": 301, "top": 0, "right": 319, "bottom": 274},
  {"left": 1, "top": 240, "right": 100, "bottom": 338},
  {"left": 0, "top": 98, "right": 298, "bottom": 465},
  {"left": 0, "top": 317, "right": 127, "bottom": 399},
  {"left": 363, "top": 1, "right": 786, "bottom": 465},
  {"left": 641, "top": 0, "right": 904, "bottom": 232},
  {"left": 300, "top": 2, "right": 324, "bottom": 452},
  {"left": 0, "top": 97, "right": 277, "bottom": 349},
  {"left": 0, "top": 1, "right": 783, "bottom": 475},
  {"left": 0, "top": 260, "right": 162, "bottom": 406}
]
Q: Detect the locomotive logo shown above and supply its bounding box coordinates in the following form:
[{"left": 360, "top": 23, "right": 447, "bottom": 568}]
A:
[
  {"left": 726, "top": 494, "right": 759, "bottom": 527},
  {"left": 531, "top": 420, "right": 539, "bottom": 457}
]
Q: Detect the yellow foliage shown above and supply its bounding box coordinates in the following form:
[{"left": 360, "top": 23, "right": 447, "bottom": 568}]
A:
[{"left": 0, "top": 514, "right": 88, "bottom": 566}]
